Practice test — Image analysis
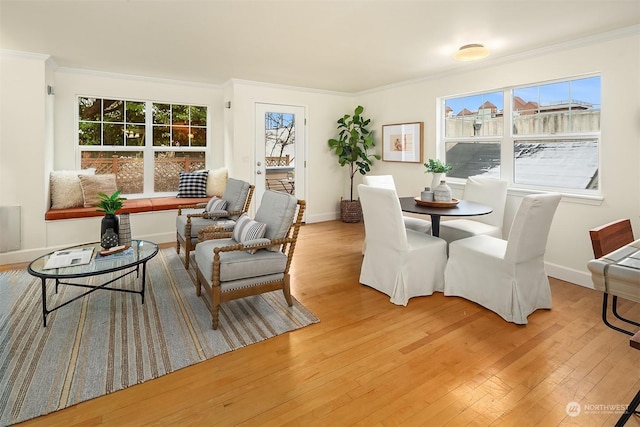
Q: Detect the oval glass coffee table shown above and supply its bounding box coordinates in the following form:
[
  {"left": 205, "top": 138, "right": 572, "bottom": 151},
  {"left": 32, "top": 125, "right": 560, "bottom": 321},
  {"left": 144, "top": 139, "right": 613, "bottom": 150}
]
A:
[{"left": 28, "top": 240, "right": 158, "bottom": 327}]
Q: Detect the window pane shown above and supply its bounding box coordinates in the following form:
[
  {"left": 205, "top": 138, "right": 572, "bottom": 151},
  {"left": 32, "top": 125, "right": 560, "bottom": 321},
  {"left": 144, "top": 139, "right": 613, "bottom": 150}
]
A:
[
  {"left": 172, "top": 105, "right": 189, "bottom": 125},
  {"left": 514, "top": 139, "right": 598, "bottom": 189},
  {"left": 445, "top": 141, "right": 501, "bottom": 179},
  {"left": 190, "top": 106, "right": 207, "bottom": 126},
  {"left": 80, "top": 151, "right": 144, "bottom": 194},
  {"left": 103, "top": 99, "right": 124, "bottom": 122},
  {"left": 125, "top": 125, "right": 145, "bottom": 146},
  {"left": 153, "top": 125, "right": 170, "bottom": 146},
  {"left": 173, "top": 126, "right": 189, "bottom": 146},
  {"left": 153, "top": 103, "right": 170, "bottom": 124},
  {"left": 79, "top": 97, "right": 101, "bottom": 121},
  {"left": 445, "top": 92, "right": 503, "bottom": 138},
  {"left": 126, "top": 101, "right": 145, "bottom": 123},
  {"left": 191, "top": 127, "right": 206, "bottom": 146},
  {"left": 103, "top": 123, "right": 124, "bottom": 146},
  {"left": 513, "top": 76, "right": 600, "bottom": 135},
  {"left": 154, "top": 151, "right": 206, "bottom": 192},
  {"left": 79, "top": 122, "right": 101, "bottom": 145}
]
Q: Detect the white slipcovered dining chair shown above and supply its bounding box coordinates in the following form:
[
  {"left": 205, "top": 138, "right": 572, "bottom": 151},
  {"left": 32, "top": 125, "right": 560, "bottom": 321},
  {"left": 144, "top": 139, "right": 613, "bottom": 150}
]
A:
[
  {"left": 439, "top": 175, "right": 508, "bottom": 243},
  {"left": 358, "top": 184, "right": 447, "bottom": 306},
  {"left": 363, "top": 175, "right": 432, "bottom": 234},
  {"left": 444, "top": 193, "right": 561, "bottom": 324}
]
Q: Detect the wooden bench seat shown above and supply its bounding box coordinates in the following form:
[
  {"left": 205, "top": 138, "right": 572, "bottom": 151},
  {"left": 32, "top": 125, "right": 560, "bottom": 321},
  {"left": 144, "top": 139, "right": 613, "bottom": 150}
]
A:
[{"left": 45, "top": 197, "right": 210, "bottom": 220}]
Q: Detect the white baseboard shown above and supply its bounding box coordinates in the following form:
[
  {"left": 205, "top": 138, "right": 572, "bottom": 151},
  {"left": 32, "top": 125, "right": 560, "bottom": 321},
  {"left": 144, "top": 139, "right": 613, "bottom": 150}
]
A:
[{"left": 545, "top": 261, "right": 594, "bottom": 289}]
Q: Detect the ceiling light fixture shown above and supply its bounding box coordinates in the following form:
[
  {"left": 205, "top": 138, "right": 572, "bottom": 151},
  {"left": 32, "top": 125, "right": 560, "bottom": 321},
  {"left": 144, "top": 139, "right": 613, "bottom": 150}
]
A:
[{"left": 454, "top": 44, "right": 489, "bottom": 61}]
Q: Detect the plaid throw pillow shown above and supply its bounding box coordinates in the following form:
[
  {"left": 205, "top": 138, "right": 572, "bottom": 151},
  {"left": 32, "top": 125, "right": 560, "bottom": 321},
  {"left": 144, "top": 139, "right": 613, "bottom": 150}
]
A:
[
  {"left": 232, "top": 214, "right": 267, "bottom": 252},
  {"left": 177, "top": 171, "right": 208, "bottom": 198},
  {"left": 205, "top": 196, "right": 228, "bottom": 212}
]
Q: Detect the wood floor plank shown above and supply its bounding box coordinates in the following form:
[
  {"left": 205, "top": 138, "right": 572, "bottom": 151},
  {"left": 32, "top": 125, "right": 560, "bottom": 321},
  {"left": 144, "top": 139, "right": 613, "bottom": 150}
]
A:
[{"left": 8, "top": 220, "right": 640, "bottom": 426}]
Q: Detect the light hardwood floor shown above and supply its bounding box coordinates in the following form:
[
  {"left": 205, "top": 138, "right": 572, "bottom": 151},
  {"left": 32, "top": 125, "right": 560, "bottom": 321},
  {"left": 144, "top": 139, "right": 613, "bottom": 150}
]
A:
[{"left": 10, "top": 220, "right": 640, "bottom": 426}]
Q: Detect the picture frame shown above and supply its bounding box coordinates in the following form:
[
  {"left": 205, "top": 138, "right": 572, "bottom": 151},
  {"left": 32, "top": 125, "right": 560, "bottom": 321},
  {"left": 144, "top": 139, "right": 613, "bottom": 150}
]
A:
[{"left": 381, "top": 122, "right": 423, "bottom": 163}]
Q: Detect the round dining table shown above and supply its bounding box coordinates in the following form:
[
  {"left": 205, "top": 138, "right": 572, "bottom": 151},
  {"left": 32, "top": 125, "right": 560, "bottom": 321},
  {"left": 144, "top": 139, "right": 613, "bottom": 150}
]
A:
[{"left": 399, "top": 197, "right": 493, "bottom": 237}]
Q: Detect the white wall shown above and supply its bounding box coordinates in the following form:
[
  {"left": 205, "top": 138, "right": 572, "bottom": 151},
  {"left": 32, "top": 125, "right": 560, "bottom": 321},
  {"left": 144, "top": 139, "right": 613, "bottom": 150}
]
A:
[
  {"left": 0, "top": 52, "right": 51, "bottom": 255},
  {"left": 357, "top": 30, "right": 640, "bottom": 286}
]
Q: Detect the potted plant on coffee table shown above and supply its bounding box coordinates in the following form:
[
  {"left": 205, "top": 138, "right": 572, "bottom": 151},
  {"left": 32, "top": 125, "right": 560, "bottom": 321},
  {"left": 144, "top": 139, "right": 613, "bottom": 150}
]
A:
[
  {"left": 328, "top": 105, "right": 380, "bottom": 223},
  {"left": 97, "top": 190, "right": 127, "bottom": 238}
]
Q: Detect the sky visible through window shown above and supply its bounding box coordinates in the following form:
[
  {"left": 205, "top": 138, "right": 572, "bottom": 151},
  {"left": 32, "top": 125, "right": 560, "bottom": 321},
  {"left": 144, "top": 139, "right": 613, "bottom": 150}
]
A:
[{"left": 445, "top": 76, "right": 600, "bottom": 115}]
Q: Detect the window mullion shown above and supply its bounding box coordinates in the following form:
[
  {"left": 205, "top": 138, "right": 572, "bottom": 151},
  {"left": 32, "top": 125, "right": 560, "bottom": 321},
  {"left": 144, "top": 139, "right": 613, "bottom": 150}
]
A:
[{"left": 144, "top": 101, "right": 154, "bottom": 196}]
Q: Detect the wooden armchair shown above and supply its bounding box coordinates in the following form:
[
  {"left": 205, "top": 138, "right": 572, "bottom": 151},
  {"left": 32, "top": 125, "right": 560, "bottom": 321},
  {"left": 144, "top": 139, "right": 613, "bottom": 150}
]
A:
[
  {"left": 176, "top": 178, "right": 254, "bottom": 269},
  {"left": 194, "top": 190, "right": 306, "bottom": 329}
]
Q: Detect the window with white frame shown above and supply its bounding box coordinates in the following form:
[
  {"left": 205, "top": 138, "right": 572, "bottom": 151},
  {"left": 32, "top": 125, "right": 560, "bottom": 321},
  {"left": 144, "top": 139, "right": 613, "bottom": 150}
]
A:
[
  {"left": 441, "top": 75, "right": 601, "bottom": 192},
  {"left": 78, "top": 97, "right": 208, "bottom": 196}
]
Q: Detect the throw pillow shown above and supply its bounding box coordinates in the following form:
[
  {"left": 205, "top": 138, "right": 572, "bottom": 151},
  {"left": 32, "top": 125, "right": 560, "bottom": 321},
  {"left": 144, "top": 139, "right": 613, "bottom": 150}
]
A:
[
  {"left": 50, "top": 169, "right": 96, "bottom": 209},
  {"left": 177, "top": 171, "right": 209, "bottom": 198},
  {"left": 232, "top": 213, "right": 267, "bottom": 253},
  {"left": 207, "top": 167, "right": 228, "bottom": 197},
  {"left": 205, "top": 196, "right": 228, "bottom": 213},
  {"left": 79, "top": 174, "right": 118, "bottom": 207}
]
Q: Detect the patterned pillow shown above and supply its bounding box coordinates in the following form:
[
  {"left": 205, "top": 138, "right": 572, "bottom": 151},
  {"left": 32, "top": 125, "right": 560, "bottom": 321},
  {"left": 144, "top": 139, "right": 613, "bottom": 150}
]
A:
[
  {"left": 205, "top": 196, "right": 228, "bottom": 213},
  {"left": 232, "top": 213, "right": 267, "bottom": 253},
  {"left": 177, "top": 171, "right": 208, "bottom": 198}
]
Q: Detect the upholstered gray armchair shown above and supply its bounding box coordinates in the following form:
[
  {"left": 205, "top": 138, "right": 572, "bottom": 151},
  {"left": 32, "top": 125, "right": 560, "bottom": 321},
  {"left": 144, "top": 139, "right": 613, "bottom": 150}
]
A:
[
  {"left": 194, "top": 190, "right": 305, "bottom": 329},
  {"left": 176, "top": 178, "right": 254, "bottom": 269}
]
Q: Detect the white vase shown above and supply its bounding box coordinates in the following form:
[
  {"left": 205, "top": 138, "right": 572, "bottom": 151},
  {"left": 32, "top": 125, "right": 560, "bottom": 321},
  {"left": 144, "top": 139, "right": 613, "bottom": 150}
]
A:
[
  {"left": 434, "top": 180, "right": 452, "bottom": 202},
  {"left": 431, "top": 173, "right": 443, "bottom": 191}
]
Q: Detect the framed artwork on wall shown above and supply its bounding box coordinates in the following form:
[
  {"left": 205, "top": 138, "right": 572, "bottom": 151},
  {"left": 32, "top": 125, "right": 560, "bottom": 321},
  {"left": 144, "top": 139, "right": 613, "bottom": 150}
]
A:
[{"left": 381, "top": 122, "right": 423, "bottom": 163}]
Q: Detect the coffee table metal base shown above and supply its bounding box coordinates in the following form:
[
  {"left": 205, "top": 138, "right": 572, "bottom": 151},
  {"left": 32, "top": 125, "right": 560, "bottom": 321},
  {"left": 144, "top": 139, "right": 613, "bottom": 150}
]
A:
[{"left": 39, "top": 264, "right": 147, "bottom": 327}]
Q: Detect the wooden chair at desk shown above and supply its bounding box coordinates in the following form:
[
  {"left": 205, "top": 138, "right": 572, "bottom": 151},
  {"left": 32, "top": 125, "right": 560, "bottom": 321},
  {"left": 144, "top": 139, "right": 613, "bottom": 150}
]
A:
[{"left": 589, "top": 218, "right": 639, "bottom": 335}]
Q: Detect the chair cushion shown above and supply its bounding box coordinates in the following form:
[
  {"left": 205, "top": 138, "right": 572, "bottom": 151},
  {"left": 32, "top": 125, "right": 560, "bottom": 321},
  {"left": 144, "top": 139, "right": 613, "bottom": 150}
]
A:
[
  {"left": 221, "top": 178, "right": 251, "bottom": 219},
  {"left": 177, "top": 171, "right": 209, "bottom": 198},
  {"left": 195, "top": 238, "right": 288, "bottom": 284},
  {"left": 255, "top": 190, "right": 297, "bottom": 250},
  {"left": 439, "top": 219, "right": 502, "bottom": 242},
  {"left": 205, "top": 196, "right": 227, "bottom": 212},
  {"left": 176, "top": 213, "right": 235, "bottom": 240}
]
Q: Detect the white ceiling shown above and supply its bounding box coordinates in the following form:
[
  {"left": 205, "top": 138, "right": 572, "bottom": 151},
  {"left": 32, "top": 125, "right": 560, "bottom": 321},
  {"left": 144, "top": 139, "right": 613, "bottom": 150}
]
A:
[{"left": 1, "top": 0, "right": 639, "bottom": 93}]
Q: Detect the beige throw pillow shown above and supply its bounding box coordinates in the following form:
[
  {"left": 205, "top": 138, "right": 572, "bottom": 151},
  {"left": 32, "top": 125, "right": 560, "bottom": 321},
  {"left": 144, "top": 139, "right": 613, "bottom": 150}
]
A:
[
  {"left": 79, "top": 174, "right": 118, "bottom": 207},
  {"left": 207, "top": 167, "right": 228, "bottom": 197},
  {"left": 50, "top": 169, "right": 96, "bottom": 209}
]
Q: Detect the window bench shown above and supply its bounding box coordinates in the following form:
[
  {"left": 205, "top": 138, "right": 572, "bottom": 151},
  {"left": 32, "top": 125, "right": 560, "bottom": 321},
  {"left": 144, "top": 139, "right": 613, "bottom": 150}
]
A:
[{"left": 45, "top": 197, "right": 210, "bottom": 221}]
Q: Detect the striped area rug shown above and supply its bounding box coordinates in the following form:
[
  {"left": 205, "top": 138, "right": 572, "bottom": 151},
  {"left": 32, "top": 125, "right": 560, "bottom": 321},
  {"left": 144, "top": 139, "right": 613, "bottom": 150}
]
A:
[{"left": 0, "top": 247, "right": 318, "bottom": 426}]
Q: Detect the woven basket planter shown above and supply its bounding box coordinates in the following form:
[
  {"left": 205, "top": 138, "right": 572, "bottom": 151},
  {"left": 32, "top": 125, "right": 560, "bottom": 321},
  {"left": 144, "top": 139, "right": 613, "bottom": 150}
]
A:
[{"left": 340, "top": 199, "right": 362, "bottom": 223}]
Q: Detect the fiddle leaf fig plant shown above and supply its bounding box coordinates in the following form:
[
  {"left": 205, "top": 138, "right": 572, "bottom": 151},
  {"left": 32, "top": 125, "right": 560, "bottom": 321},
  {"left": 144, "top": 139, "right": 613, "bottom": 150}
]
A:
[
  {"left": 96, "top": 190, "right": 127, "bottom": 215},
  {"left": 328, "top": 105, "right": 380, "bottom": 201}
]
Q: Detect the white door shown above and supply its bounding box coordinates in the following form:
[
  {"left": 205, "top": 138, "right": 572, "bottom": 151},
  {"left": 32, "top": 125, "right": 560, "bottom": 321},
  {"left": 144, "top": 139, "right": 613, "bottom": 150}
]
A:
[{"left": 254, "top": 103, "right": 306, "bottom": 212}]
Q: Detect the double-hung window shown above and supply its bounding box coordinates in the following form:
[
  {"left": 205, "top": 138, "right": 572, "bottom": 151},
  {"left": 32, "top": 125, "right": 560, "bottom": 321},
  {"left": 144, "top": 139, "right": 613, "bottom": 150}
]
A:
[
  {"left": 78, "top": 97, "right": 208, "bottom": 196},
  {"left": 441, "top": 75, "right": 601, "bottom": 193}
]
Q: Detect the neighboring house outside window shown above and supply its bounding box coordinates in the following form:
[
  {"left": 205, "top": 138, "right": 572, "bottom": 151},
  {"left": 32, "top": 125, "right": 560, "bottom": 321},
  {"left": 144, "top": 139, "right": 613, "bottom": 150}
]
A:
[
  {"left": 78, "top": 97, "right": 207, "bottom": 196},
  {"left": 441, "top": 75, "right": 600, "bottom": 193}
]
